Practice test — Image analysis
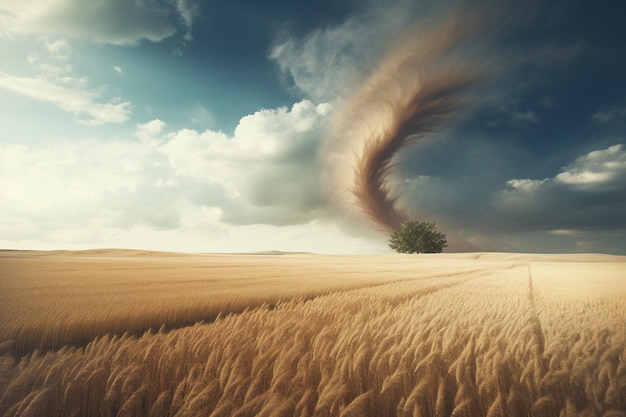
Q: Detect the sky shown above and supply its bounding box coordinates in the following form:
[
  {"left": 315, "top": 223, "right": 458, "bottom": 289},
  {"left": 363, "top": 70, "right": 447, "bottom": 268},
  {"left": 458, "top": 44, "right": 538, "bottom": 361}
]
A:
[{"left": 1, "top": 0, "right": 625, "bottom": 255}]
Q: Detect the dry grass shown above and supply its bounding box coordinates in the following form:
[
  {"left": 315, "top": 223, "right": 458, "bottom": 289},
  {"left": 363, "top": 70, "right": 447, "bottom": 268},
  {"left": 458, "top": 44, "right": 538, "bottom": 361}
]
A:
[{"left": 0, "top": 250, "right": 624, "bottom": 417}]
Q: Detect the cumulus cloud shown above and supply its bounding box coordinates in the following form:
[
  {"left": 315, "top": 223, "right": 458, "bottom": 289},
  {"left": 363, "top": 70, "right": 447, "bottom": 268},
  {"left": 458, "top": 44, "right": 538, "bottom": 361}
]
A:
[
  {"left": 0, "top": 139, "right": 160, "bottom": 233},
  {"left": 0, "top": 101, "right": 334, "bottom": 248},
  {"left": 137, "top": 119, "right": 166, "bottom": 140},
  {"left": 161, "top": 100, "right": 332, "bottom": 225},
  {"left": 0, "top": 0, "right": 200, "bottom": 45},
  {"left": 554, "top": 144, "right": 626, "bottom": 190}
]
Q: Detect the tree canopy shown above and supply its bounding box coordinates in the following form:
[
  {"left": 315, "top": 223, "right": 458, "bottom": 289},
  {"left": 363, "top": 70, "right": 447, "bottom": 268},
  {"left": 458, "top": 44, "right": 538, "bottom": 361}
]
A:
[{"left": 389, "top": 221, "right": 447, "bottom": 253}]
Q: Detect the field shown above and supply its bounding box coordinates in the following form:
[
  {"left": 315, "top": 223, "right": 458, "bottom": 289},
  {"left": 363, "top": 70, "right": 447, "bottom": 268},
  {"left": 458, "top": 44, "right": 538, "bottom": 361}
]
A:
[{"left": 0, "top": 250, "right": 624, "bottom": 417}]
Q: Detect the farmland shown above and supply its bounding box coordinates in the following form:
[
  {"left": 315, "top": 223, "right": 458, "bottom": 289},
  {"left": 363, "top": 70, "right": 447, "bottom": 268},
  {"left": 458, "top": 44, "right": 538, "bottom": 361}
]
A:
[{"left": 0, "top": 250, "right": 624, "bottom": 416}]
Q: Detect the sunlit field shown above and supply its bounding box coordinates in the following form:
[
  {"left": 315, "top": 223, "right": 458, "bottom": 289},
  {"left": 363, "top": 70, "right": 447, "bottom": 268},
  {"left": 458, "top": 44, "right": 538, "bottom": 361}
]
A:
[{"left": 1, "top": 250, "right": 624, "bottom": 417}]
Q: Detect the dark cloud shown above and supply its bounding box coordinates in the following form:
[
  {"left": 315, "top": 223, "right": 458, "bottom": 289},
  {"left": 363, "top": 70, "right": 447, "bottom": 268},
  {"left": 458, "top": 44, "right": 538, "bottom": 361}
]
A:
[
  {"left": 592, "top": 107, "right": 626, "bottom": 124},
  {"left": 396, "top": 143, "right": 626, "bottom": 252},
  {"left": 490, "top": 144, "right": 626, "bottom": 233},
  {"left": 419, "top": 150, "right": 626, "bottom": 253},
  {"left": 269, "top": 0, "right": 626, "bottom": 253}
]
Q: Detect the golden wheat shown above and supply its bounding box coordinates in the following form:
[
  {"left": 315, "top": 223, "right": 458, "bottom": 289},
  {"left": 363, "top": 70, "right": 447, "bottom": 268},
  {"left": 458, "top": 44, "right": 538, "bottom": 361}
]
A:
[{"left": 0, "top": 250, "right": 624, "bottom": 417}]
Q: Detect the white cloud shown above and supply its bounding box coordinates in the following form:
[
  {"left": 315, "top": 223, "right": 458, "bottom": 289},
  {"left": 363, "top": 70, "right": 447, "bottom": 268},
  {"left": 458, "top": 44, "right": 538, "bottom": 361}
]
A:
[
  {"left": 506, "top": 178, "right": 547, "bottom": 192},
  {"left": 503, "top": 144, "right": 626, "bottom": 193},
  {"left": 554, "top": 144, "right": 626, "bottom": 189},
  {"left": 0, "top": 0, "right": 199, "bottom": 45},
  {"left": 492, "top": 143, "right": 626, "bottom": 233},
  {"left": 39, "top": 36, "right": 71, "bottom": 60},
  {"left": 555, "top": 170, "right": 612, "bottom": 186},
  {"left": 175, "top": 0, "right": 199, "bottom": 36},
  {"left": 0, "top": 35, "right": 132, "bottom": 125},
  {"left": 0, "top": 72, "right": 132, "bottom": 125},
  {"left": 0, "top": 139, "right": 157, "bottom": 225},
  {"left": 0, "top": 100, "right": 372, "bottom": 253},
  {"left": 549, "top": 229, "right": 585, "bottom": 236},
  {"left": 113, "top": 66, "right": 124, "bottom": 75},
  {"left": 138, "top": 119, "right": 166, "bottom": 135},
  {"left": 160, "top": 100, "right": 332, "bottom": 225}
]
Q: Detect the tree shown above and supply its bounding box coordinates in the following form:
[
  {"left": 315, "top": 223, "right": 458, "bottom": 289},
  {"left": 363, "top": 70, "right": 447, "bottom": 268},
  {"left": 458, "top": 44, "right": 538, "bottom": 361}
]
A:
[{"left": 389, "top": 220, "right": 447, "bottom": 253}]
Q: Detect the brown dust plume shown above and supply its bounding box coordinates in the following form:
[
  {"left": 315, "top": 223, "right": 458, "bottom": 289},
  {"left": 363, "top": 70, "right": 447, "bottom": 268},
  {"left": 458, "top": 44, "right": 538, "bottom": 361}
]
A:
[{"left": 323, "top": 8, "right": 503, "bottom": 232}]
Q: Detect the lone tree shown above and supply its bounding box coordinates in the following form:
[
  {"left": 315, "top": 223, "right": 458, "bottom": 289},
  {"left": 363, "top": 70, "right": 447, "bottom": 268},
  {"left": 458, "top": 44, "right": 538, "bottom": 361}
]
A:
[{"left": 389, "top": 220, "right": 447, "bottom": 253}]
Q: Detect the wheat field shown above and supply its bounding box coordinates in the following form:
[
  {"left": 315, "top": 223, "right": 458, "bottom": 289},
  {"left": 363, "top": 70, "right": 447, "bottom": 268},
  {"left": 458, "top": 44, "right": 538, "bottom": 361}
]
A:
[{"left": 0, "top": 250, "right": 624, "bottom": 417}]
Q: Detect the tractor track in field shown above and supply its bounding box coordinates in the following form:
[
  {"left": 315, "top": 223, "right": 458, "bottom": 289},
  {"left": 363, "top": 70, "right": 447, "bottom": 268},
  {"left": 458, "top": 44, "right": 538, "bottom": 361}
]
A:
[{"left": 527, "top": 264, "right": 547, "bottom": 373}]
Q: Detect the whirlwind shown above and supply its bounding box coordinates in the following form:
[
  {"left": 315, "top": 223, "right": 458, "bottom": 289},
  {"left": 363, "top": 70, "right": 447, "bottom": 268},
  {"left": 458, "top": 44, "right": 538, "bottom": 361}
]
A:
[{"left": 323, "top": 6, "right": 508, "bottom": 233}]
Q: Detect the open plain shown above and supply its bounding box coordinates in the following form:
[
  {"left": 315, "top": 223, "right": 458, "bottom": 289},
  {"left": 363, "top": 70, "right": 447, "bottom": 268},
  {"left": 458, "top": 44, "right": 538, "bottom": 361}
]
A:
[{"left": 0, "top": 250, "right": 624, "bottom": 417}]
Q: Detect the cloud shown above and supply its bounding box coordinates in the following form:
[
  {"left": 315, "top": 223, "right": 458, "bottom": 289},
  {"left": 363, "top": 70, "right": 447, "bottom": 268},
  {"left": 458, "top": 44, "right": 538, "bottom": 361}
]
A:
[
  {"left": 160, "top": 100, "right": 332, "bottom": 226},
  {"left": 383, "top": 140, "right": 626, "bottom": 252},
  {"left": 175, "top": 0, "right": 200, "bottom": 38},
  {"left": 0, "top": 0, "right": 200, "bottom": 45},
  {"left": 0, "top": 100, "right": 336, "bottom": 250},
  {"left": 492, "top": 144, "right": 626, "bottom": 233},
  {"left": 138, "top": 118, "right": 166, "bottom": 135},
  {"left": 0, "top": 72, "right": 132, "bottom": 125},
  {"left": 113, "top": 66, "right": 124, "bottom": 75},
  {"left": 269, "top": 1, "right": 417, "bottom": 102},
  {"left": 0, "top": 139, "right": 160, "bottom": 233},
  {"left": 487, "top": 106, "right": 543, "bottom": 127},
  {"left": 592, "top": 106, "right": 626, "bottom": 123},
  {"left": 554, "top": 144, "right": 626, "bottom": 190},
  {"left": 0, "top": 36, "right": 132, "bottom": 125},
  {"left": 39, "top": 36, "right": 71, "bottom": 60},
  {"left": 386, "top": 135, "right": 531, "bottom": 237},
  {"left": 270, "top": 23, "right": 366, "bottom": 102},
  {"left": 506, "top": 178, "right": 547, "bottom": 192}
]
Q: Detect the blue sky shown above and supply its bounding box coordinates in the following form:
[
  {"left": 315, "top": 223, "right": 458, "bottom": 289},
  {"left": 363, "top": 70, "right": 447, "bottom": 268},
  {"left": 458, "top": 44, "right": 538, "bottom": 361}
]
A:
[{"left": 1, "top": 0, "right": 625, "bottom": 254}]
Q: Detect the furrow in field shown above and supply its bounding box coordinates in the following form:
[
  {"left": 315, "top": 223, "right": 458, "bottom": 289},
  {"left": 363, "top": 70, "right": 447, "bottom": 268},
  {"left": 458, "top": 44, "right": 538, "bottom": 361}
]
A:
[{"left": 524, "top": 260, "right": 626, "bottom": 415}]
